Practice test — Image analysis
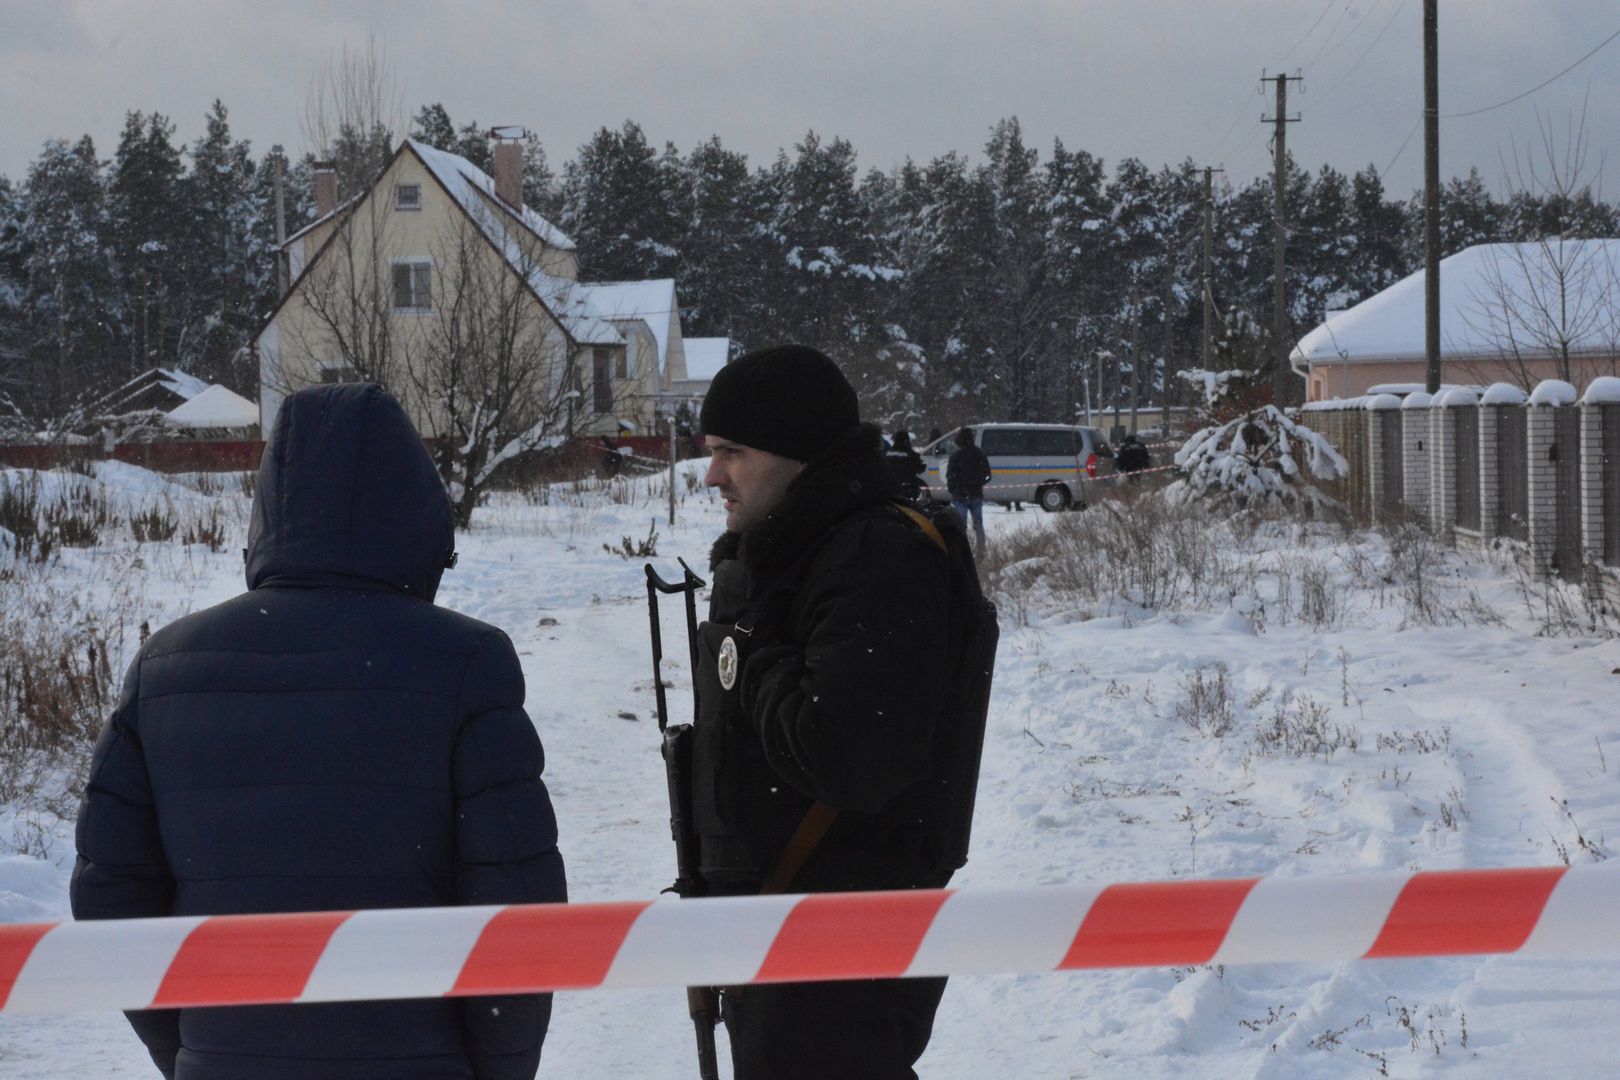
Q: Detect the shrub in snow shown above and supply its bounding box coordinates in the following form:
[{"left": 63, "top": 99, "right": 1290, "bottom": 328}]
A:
[{"left": 1171, "top": 405, "right": 1348, "bottom": 513}]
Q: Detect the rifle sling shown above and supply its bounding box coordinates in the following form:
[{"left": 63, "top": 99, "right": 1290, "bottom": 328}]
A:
[{"left": 759, "top": 803, "right": 839, "bottom": 895}]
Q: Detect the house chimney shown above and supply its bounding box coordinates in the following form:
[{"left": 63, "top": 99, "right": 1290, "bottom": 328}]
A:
[
  {"left": 490, "top": 127, "right": 526, "bottom": 209},
  {"left": 313, "top": 161, "right": 337, "bottom": 219}
]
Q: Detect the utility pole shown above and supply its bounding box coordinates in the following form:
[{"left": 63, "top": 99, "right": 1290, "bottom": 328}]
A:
[
  {"left": 1200, "top": 165, "right": 1224, "bottom": 373},
  {"left": 1423, "top": 0, "right": 1441, "bottom": 393},
  {"left": 271, "top": 144, "right": 289, "bottom": 298},
  {"left": 1262, "top": 71, "right": 1302, "bottom": 406}
]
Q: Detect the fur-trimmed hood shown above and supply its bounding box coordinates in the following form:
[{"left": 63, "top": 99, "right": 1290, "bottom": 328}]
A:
[{"left": 710, "top": 423, "right": 899, "bottom": 576}]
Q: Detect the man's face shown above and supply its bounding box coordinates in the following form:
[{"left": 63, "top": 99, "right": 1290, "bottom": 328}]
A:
[{"left": 704, "top": 436, "right": 805, "bottom": 532}]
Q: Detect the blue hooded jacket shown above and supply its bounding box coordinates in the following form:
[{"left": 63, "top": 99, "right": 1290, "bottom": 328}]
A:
[{"left": 72, "top": 384, "right": 565, "bottom": 1080}]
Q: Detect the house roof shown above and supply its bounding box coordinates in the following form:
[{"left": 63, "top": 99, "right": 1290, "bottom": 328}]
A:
[
  {"left": 404, "top": 141, "right": 625, "bottom": 346},
  {"left": 165, "top": 384, "right": 259, "bottom": 429},
  {"left": 577, "top": 280, "right": 678, "bottom": 366},
  {"left": 87, "top": 367, "right": 211, "bottom": 417},
  {"left": 682, "top": 337, "right": 730, "bottom": 381},
  {"left": 1292, "top": 240, "right": 1620, "bottom": 366},
  {"left": 407, "top": 139, "right": 575, "bottom": 252}
]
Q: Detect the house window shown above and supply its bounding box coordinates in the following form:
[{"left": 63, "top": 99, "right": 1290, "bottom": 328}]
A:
[
  {"left": 593, "top": 348, "right": 615, "bottom": 413},
  {"left": 392, "top": 262, "right": 432, "bottom": 312},
  {"left": 394, "top": 183, "right": 422, "bottom": 210},
  {"left": 318, "top": 363, "right": 361, "bottom": 384}
]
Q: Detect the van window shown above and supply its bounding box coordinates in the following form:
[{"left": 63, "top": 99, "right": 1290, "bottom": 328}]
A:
[
  {"left": 1027, "top": 429, "right": 1078, "bottom": 456},
  {"left": 978, "top": 429, "right": 1025, "bottom": 456}
]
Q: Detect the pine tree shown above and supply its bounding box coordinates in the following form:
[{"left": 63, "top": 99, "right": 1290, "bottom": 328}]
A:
[
  {"left": 410, "top": 103, "right": 457, "bottom": 151},
  {"left": 560, "top": 120, "right": 682, "bottom": 281},
  {"left": 179, "top": 100, "right": 269, "bottom": 391},
  {"left": 677, "top": 135, "right": 765, "bottom": 338},
  {"left": 110, "top": 111, "right": 184, "bottom": 375},
  {"left": 764, "top": 131, "right": 884, "bottom": 353},
  {"left": 19, "top": 136, "right": 119, "bottom": 417}
]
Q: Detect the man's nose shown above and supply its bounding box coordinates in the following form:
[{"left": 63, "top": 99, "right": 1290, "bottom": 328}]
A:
[{"left": 703, "top": 458, "right": 723, "bottom": 487}]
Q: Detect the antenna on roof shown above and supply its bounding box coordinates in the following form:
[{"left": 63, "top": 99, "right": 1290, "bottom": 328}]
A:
[{"left": 488, "top": 126, "right": 527, "bottom": 142}]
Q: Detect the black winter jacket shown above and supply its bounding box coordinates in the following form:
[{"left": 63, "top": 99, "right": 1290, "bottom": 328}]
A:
[
  {"left": 71, "top": 384, "right": 565, "bottom": 1080},
  {"left": 701, "top": 425, "right": 957, "bottom": 894},
  {"left": 946, "top": 444, "right": 991, "bottom": 500}
]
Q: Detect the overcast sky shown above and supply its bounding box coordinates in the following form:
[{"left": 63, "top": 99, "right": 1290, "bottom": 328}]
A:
[{"left": 3, "top": 1, "right": 1617, "bottom": 202}]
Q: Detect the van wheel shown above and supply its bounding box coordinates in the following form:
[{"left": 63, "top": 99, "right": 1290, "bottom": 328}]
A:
[{"left": 1037, "top": 484, "right": 1071, "bottom": 513}]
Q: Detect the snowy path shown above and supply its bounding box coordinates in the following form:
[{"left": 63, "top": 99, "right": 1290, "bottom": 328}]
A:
[{"left": 4, "top": 467, "right": 1620, "bottom": 1076}]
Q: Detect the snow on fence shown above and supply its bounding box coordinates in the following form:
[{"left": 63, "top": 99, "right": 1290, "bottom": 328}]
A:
[
  {"left": 3, "top": 866, "right": 1618, "bottom": 1015},
  {"left": 1304, "top": 381, "right": 1620, "bottom": 601}
]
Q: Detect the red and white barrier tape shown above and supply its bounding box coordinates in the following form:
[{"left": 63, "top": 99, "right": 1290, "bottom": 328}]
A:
[{"left": 3, "top": 867, "right": 1615, "bottom": 1014}]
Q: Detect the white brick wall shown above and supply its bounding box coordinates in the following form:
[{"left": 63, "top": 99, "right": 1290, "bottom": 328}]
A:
[
  {"left": 1526, "top": 405, "right": 1559, "bottom": 577},
  {"left": 1478, "top": 406, "right": 1500, "bottom": 542},
  {"left": 1402, "top": 406, "right": 1429, "bottom": 519}
]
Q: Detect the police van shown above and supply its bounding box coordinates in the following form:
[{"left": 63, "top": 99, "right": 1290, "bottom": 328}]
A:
[{"left": 920, "top": 423, "right": 1114, "bottom": 512}]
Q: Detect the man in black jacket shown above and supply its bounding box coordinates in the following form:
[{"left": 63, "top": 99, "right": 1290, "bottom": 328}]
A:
[
  {"left": 695, "top": 345, "right": 970, "bottom": 1079},
  {"left": 946, "top": 428, "right": 992, "bottom": 555},
  {"left": 72, "top": 384, "right": 565, "bottom": 1080}
]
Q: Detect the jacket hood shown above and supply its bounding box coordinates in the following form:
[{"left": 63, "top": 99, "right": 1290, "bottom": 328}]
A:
[
  {"left": 246, "top": 383, "right": 455, "bottom": 600},
  {"left": 710, "top": 422, "right": 898, "bottom": 575}
]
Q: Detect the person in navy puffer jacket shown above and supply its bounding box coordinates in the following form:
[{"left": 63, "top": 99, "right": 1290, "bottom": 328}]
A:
[{"left": 71, "top": 383, "right": 566, "bottom": 1080}]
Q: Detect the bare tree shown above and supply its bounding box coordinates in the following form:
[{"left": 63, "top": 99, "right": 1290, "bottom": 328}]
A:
[
  {"left": 1462, "top": 102, "right": 1620, "bottom": 389},
  {"left": 398, "top": 213, "right": 594, "bottom": 527},
  {"left": 300, "top": 36, "right": 401, "bottom": 200}
]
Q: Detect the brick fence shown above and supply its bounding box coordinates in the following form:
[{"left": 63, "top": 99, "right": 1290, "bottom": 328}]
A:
[{"left": 1301, "top": 380, "right": 1620, "bottom": 609}]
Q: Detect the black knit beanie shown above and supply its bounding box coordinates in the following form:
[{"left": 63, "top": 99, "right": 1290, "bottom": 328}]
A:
[{"left": 699, "top": 344, "right": 860, "bottom": 462}]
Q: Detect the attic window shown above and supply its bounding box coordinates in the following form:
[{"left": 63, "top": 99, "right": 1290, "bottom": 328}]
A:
[
  {"left": 392, "top": 261, "right": 432, "bottom": 312},
  {"left": 394, "top": 183, "right": 422, "bottom": 211},
  {"left": 318, "top": 363, "right": 361, "bottom": 384}
]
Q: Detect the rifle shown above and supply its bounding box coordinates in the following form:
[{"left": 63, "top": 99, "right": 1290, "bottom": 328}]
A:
[{"left": 644, "top": 559, "right": 720, "bottom": 1080}]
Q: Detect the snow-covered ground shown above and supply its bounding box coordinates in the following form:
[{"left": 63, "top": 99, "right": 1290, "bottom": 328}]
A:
[{"left": 3, "top": 460, "right": 1620, "bottom": 1077}]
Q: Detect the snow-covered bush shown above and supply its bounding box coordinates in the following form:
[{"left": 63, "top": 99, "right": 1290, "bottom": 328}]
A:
[{"left": 1171, "top": 405, "right": 1348, "bottom": 513}]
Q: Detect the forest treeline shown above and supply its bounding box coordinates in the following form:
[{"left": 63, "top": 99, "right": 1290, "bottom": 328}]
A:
[{"left": 1, "top": 100, "right": 1614, "bottom": 432}]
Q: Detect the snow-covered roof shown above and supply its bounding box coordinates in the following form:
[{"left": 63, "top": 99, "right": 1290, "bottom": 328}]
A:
[
  {"left": 165, "top": 384, "right": 259, "bottom": 429},
  {"left": 407, "top": 140, "right": 575, "bottom": 252},
  {"left": 682, "top": 338, "right": 730, "bottom": 381},
  {"left": 577, "top": 280, "right": 677, "bottom": 363},
  {"left": 1293, "top": 241, "right": 1620, "bottom": 365},
  {"left": 1434, "top": 387, "right": 1479, "bottom": 407}
]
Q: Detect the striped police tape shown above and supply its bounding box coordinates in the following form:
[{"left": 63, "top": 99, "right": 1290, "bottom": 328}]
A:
[{"left": 3, "top": 866, "right": 1616, "bottom": 1013}]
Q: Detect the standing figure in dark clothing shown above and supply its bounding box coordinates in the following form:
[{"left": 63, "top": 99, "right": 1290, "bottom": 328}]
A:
[
  {"left": 695, "top": 345, "right": 986, "bottom": 1080},
  {"left": 600, "top": 433, "right": 625, "bottom": 477},
  {"left": 1115, "top": 433, "right": 1152, "bottom": 476},
  {"left": 885, "top": 429, "right": 926, "bottom": 502},
  {"left": 72, "top": 384, "right": 566, "bottom": 1080},
  {"left": 946, "top": 428, "right": 992, "bottom": 555}
]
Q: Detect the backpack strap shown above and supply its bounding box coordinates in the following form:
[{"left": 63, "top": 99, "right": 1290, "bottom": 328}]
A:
[{"left": 889, "top": 501, "right": 948, "bottom": 554}]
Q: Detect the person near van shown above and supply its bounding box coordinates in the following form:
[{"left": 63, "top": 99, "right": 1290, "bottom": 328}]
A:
[
  {"left": 885, "top": 429, "right": 926, "bottom": 502},
  {"left": 696, "top": 344, "right": 980, "bottom": 1079},
  {"left": 947, "top": 427, "right": 992, "bottom": 554},
  {"left": 72, "top": 384, "right": 565, "bottom": 1080},
  {"left": 1115, "top": 433, "right": 1152, "bottom": 476}
]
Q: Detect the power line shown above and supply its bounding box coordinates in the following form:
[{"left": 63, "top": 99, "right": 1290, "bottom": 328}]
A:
[
  {"left": 1306, "top": 3, "right": 1357, "bottom": 67},
  {"left": 1382, "top": 117, "right": 1422, "bottom": 177},
  {"left": 1445, "top": 26, "right": 1620, "bottom": 118},
  {"left": 1309, "top": 0, "right": 1410, "bottom": 111},
  {"left": 1277, "top": 0, "right": 1342, "bottom": 67}
]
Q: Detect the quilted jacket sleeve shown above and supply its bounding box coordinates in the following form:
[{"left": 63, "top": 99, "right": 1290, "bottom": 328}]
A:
[
  {"left": 70, "top": 656, "right": 181, "bottom": 1079},
  {"left": 453, "top": 630, "right": 567, "bottom": 1080}
]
